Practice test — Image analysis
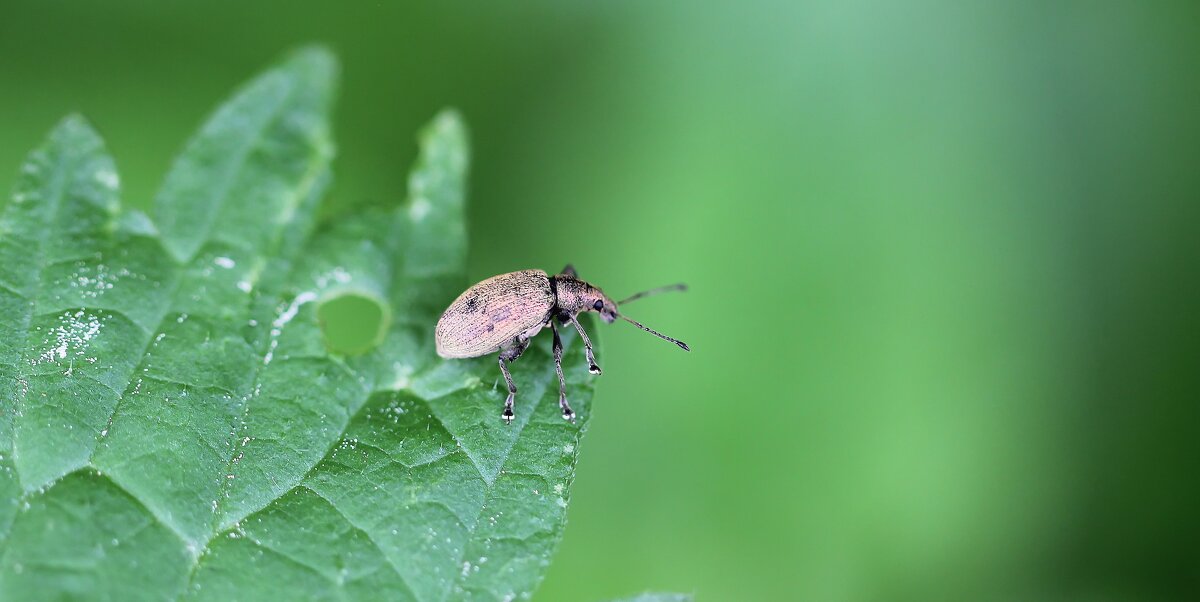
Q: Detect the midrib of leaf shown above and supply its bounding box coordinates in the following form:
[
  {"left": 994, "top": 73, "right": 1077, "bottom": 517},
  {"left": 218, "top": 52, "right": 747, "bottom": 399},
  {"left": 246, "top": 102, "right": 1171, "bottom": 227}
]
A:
[
  {"left": 90, "top": 78, "right": 320, "bottom": 456},
  {"left": 197, "top": 126, "right": 331, "bottom": 543},
  {"left": 73, "top": 79, "right": 323, "bottom": 536},
  {"left": 84, "top": 49, "right": 336, "bottom": 554},
  {"left": 89, "top": 158, "right": 328, "bottom": 553},
  {"left": 179, "top": 124, "right": 479, "bottom": 595}
]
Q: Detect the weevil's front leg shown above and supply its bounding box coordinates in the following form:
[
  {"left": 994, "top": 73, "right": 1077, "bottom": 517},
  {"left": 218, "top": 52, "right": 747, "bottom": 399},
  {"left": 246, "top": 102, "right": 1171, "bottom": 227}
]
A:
[
  {"left": 497, "top": 338, "right": 530, "bottom": 424},
  {"left": 567, "top": 314, "right": 601, "bottom": 374},
  {"left": 558, "top": 264, "right": 577, "bottom": 278},
  {"left": 550, "top": 321, "right": 575, "bottom": 421}
]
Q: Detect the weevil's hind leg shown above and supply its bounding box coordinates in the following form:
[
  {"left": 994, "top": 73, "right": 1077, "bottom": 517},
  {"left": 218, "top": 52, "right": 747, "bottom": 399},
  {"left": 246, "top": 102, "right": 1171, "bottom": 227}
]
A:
[
  {"left": 567, "top": 315, "right": 602, "bottom": 374},
  {"left": 550, "top": 321, "right": 575, "bottom": 421},
  {"left": 559, "top": 264, "right": 577, "bottom": 278},
  {"left": 497, "top": 338, "right": 530, "bottom": 424}
]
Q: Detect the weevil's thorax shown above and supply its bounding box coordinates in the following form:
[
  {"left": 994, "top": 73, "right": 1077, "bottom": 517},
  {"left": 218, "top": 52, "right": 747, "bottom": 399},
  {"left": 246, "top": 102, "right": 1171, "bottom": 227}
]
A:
[{"left": 552, "top": 276, "right": 618, "bottom": 323}]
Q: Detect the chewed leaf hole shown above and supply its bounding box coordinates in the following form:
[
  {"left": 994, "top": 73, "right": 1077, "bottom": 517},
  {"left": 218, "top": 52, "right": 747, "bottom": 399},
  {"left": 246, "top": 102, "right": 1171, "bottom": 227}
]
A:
[{"left": 317, "top": 292, "right": 390, "bottom": 355}]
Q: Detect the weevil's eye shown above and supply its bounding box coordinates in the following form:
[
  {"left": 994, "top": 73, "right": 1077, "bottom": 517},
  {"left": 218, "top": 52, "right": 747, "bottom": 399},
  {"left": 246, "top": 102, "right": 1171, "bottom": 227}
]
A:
[{"left": 593, "top": 300, "right": 604, "bottom": 311}]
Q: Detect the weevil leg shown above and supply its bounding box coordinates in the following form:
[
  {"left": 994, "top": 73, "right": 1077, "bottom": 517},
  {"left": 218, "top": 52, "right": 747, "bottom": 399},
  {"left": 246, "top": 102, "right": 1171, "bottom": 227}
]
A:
[
  {"left": 550, "top": 321, "right": 575, "bottom": 421},
  {"left": 497, "top": 355, "right": 517, "bottom": 424},
  {"left": 559, "top": 264, "right": 577, "bottom": 278},
  {"left": 567, "top": 314, "right": 602, "bottom": 374},
  {"left": 497, "top": 337, "right": 531, "bottom": 424}
]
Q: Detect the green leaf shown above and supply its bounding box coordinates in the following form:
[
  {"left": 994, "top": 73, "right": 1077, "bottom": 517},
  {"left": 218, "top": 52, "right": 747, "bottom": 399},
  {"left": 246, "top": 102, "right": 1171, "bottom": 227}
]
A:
[{"left": 0, "top": 48, "right": 595, "bottom": 601}]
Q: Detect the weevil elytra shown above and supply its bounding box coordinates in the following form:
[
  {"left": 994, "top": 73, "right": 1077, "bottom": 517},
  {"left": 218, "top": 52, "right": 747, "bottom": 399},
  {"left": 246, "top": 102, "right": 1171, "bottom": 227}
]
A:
[{"left": 435, "top": 264, "right": 689, "bottom": 423}]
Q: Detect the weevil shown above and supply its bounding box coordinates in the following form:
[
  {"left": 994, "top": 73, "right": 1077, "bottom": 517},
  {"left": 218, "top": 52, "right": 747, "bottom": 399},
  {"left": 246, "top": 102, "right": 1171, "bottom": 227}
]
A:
[{"left": 435, "top": 264, "right": 688, "bottom": 423}]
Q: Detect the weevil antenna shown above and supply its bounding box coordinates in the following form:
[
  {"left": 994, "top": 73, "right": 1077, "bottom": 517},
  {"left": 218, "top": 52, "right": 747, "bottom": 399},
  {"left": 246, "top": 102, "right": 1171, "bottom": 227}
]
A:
[
  {"left": 620, "top": 314, "right": 690, "bottom": 351},
  {"left": 618, "top": 283, "right": 688, "bottom": 305}
]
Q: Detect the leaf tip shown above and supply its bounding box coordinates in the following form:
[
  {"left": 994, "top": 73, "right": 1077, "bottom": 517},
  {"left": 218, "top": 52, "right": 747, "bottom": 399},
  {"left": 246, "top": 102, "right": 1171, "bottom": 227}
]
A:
[
  {"left": 280, "top": 44, "right": 339, "bottom": 96},
  {"left": 56, "top": 111, "right": 91, "bottom": 130},
  {"left": 418, "top": 108, "right": 470, "bottom": 176},
  {"left": 427, "top": 108, "right": 467, "bottom": 139},
  {"left": 49, "top": 113, "right": 104, "bottom": 148}
]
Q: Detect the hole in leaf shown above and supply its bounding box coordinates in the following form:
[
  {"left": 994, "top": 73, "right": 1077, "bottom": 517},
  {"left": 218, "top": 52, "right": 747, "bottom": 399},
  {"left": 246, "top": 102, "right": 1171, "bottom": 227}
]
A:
[{"left": 317, "top": 293, "right": 390, "bottom": 355}]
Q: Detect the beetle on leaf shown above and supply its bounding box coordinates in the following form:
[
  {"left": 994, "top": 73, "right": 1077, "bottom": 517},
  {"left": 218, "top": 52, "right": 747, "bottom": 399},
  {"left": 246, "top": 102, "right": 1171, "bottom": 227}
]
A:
[{"left": 435, "top": 264, "right": 688, "bottom": 423}]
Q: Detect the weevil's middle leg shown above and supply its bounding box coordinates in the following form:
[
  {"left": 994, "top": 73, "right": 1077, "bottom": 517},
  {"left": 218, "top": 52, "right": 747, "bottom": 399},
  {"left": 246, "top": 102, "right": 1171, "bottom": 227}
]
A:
[
  {"left": 497, "top": 338, "right": 529, "bottom": 424},
  {"left": 567, "top": 315, "right": 601, "bottom": 374},
  {"left": 550, "top": 321, "right": 575, "bottom": 421},
  {"left": 497, "top": 356, "right": 516, "bottom": 423}
]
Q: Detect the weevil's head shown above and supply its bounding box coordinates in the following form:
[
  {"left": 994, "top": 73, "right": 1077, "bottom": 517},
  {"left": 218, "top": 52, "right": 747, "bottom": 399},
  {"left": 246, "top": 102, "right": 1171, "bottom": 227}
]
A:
[
  {"left": 554, "top": 276, "right": 619, "bottom": 323},
  {"left": 588, "top": 294, "right": 620, "bottom": 324}
]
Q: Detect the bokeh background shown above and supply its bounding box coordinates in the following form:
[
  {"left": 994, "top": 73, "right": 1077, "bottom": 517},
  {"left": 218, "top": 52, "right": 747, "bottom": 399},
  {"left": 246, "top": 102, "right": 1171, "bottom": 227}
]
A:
[{"left": 2, "top": 1, "right": 1197, "bottom": 600}]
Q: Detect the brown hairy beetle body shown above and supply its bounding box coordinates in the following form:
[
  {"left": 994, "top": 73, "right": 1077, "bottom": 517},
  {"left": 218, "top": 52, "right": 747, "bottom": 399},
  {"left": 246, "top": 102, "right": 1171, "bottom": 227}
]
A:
[{"left": 436, "top": 264, "right": 688, "bottom": 423}]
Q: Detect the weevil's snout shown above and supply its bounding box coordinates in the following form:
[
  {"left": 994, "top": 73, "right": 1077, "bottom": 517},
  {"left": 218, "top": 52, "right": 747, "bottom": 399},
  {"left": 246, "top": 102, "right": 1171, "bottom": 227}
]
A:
[
  {"left": 590, "top": 297, "right": 618, "bottom": 323},
  {"left": 600, "top": 301, "right": 619, "bottom": 323}
]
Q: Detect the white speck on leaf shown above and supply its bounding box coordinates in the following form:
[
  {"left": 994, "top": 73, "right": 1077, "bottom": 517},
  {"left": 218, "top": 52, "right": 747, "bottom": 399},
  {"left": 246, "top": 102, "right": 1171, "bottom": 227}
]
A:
[
  {"left": 264, "top": 291, "right": 317, "bottom": 365},
  {"left": 391, "top": 363, "right": 414, "bottom": 390},
  {"left": 315, "top": 266, "right": 352, "bottom": 289},
  {"left": 69, "top": 264, "right": 119, "bottom": 300},
  {"left": 33, "top": 310, "right": 105, "bottom": 365},
  {"left": 274, "top": 291, "right": 317, "bottom": 329}
]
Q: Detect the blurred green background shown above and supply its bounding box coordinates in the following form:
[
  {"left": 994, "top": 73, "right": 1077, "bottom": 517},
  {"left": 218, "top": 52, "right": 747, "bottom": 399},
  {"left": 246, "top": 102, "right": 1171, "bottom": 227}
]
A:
[{"left": 2, "top": 1, "right": 1197, "bottom": 600}]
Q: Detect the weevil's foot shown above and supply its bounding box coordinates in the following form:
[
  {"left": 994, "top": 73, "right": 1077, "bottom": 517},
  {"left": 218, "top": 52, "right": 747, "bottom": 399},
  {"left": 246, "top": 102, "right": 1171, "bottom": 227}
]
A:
[
  {"left": 560, "top": 397, "right": 575, "bottom": 422},
  {"left": 588, "top": 364, "right": 602, "bottom": 375},
  {"left": 502, "top": 393, "right": 515, "bottom": 424}
]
